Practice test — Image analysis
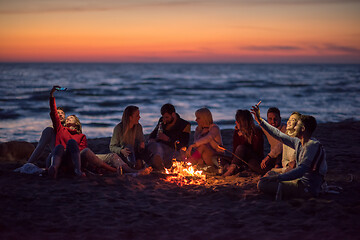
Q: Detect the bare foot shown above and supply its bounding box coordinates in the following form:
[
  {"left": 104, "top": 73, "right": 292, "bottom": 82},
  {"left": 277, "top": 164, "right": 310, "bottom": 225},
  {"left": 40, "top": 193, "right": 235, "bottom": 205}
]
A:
[
  {"left": 135, "top": 159, "right": 144, "bottom": 170},
  {"left": 74, "top": 169, "right": 86, "bottom": 177},
  {"left": 139, "top": 167, "right": 153, "bottom": 175},
  {"left": 48, "top": 166, "right": 58, "bottom": 179},
  {"left": 223, "top": 163, "right": 230, "bottom": 171},
  {"left": 222, "top": 164, "right": 237, "bottom": 177}
]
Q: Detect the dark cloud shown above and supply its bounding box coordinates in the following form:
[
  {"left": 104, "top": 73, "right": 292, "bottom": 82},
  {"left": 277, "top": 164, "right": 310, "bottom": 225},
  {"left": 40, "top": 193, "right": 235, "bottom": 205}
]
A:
[
  {"left": 311, "top": 43, "right": 360, "bottom": 54},
  {"left": 1, "top": 0, "right": 359, "bottom": 14},
  {"left": 243, "top": 44, "right": 360, "bottom": 54},
  {"left": 0, "top": 0, "right": 197, "bottom": 14},
  {"left": 242, "top": 45, "right": 303, "bottom": 51}
]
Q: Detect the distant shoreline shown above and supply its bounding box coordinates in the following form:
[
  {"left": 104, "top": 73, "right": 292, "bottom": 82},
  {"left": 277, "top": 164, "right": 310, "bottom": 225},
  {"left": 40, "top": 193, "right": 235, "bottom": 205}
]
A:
[{"left": 1, "top": 62, "right": 360, "bottom": 65}]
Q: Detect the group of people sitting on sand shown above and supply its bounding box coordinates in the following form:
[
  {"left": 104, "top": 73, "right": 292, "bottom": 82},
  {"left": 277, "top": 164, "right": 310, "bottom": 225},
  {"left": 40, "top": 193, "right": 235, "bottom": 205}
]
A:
[{"left": 27, "top": 86, "right": 327, "bottom": 199}]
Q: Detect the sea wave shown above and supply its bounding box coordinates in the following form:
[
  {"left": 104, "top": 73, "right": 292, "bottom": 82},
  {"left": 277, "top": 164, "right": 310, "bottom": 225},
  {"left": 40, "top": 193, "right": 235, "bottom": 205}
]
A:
[{"left": 1, "top": 63, "right": 359, "bottom": 142}]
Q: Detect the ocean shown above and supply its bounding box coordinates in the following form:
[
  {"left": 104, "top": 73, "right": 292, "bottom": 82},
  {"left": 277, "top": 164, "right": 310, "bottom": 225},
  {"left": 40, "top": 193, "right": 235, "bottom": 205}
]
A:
[{"left": 1, "top": 63, "right": 359, "bottom": 143}]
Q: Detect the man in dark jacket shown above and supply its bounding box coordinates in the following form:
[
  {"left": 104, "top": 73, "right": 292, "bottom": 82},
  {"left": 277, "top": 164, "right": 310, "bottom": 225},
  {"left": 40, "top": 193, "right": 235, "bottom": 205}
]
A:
[{"left": 147, "top": 103, "right": 190, "bottom": 171}]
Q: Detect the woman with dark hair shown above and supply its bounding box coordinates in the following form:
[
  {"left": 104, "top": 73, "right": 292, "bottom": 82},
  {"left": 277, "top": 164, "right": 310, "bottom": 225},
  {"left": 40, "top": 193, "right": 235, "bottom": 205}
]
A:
[
  {"left": 110, "top": 105, "right": 146, "bottom": 169},
  {"left": 223, "top": 109, "right": 264, "bottom": 176},
  {"left": 47, "top": 86, "right": 116, "bottom": 178}
]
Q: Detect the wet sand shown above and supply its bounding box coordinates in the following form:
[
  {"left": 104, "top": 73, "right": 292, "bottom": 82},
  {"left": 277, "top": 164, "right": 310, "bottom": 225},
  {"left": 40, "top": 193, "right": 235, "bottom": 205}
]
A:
[{"left": 0, "top": 120, "right": 359, "bottom": 240}]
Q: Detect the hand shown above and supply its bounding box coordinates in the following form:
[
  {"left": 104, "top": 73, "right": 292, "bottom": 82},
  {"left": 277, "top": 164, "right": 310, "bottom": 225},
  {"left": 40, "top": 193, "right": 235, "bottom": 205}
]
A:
[
  {"left": 186, "top": 145, "right": 194, "bottom": 158},
  {"left": 50, "top": 86, "right": 60, "bottom": 97},
  {"left": 120, "top": 148, "right": 131, "bottom": 157},
  {"left": 250, "top": 104, "right": 262, "bottom": 124},
  {"left": 261, "top": 156, "right": 271, "bottom": 169},
  {"left": 260, "top": 175, "right": 278, "bottom": 182},
  {"left": 157, "top": 132, "right": 169, "bottom": 142},
  {"left": 288, "top": 160, "right": 296, "bottom": 169}
]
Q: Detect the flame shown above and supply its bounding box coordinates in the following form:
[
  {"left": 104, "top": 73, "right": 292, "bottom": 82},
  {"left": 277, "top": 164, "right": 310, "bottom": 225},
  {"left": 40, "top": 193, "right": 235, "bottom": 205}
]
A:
[{"left": 162, "top": 159, "right": 206, "bottom": 186}]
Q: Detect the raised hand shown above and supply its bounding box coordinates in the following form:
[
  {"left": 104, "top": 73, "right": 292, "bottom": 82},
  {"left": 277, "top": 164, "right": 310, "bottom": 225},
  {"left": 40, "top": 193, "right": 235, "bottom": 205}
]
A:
[
  {"left": 250, "top": 104, "right": 262, "bottom": 124},
  {"left": 50, "top": 85, "right": 61, "bottom": 97}
]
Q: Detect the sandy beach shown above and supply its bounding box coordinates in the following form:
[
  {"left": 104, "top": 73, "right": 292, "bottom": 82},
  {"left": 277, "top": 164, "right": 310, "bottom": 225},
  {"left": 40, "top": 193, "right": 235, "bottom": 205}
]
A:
[{"left": 0, "top": 120, "right": 359, "bottom": 240}]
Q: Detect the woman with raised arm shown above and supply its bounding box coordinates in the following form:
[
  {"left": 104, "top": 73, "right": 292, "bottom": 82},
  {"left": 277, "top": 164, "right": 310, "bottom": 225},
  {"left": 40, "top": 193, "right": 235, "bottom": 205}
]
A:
[{"left": 47, "top": 86, "right": 116, "bottom": 178}]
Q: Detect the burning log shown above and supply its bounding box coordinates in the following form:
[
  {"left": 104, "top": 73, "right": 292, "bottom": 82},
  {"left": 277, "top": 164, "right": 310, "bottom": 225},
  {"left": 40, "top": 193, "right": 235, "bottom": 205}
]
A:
[{"left": 162, "top": 160, "right": 207, "bottom": 186}]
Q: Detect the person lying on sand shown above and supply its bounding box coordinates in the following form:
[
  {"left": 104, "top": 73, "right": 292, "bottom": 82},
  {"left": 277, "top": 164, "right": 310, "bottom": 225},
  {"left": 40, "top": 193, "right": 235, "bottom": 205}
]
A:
[
  {"left": 252, "top": 104, "right": 327, "bottom": 198},
  {"left": 222, "top": 109, "right": 264, "bottom": 176},
  {"left": 186, "top": 108, "right": 224, "bottom": 167},
  {"left": 147, "top": 103, "right": 190, "bottom": 171},
  {"left": 47, "top": 86, "right": 119, "bottom": 179}
]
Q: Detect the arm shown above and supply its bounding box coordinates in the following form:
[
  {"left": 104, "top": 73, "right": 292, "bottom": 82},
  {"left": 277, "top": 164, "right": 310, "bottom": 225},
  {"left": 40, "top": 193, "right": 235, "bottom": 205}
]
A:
[
  {"left": 169, "top": 123, "right": 190, "bottom": 148},
  {"left": 136, "top": 124, "right": 145, "bottom": 150},
  {"left": 278, "top": 142, "right": 321, "bottom": 181},
  {"left": 149, "top": 118, "right": 162, "bottom": 140},
  {"left": 266, "top": 137, "right": 284, "bottom": 159},
  {"left": 267, "top": 124, "right": 286, "bottom": 159},
  {"left": 251, "top": 105, "right": 297, "bottom": 149},
  {"left": 109, "top": 124, "right": 125, "bottom": 155},
  {"left": 232, "top": 130, "right": 238, "bottom": 154},
  {"left": 193, "top": 125, "right": 221, "bottom": 147},
  {"left": 259, "top": 119, "right": 297, "bottom": 149},
  {"left": 78, "top": 135, "right": 88, "bottom": 151},
  {"left": 49, "top": 87, "right": 62, "bottom": 133}
]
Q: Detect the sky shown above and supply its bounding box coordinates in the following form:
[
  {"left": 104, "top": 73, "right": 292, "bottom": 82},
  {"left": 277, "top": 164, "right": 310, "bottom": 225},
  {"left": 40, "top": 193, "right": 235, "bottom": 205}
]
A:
[{"left": 0, "top": 0, "right": 360, "bottom": 63}]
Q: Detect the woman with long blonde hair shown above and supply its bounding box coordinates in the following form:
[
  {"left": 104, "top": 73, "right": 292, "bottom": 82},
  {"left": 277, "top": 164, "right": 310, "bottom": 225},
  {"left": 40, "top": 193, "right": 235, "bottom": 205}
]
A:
[
  {"left": 187, "top": 108, "right": 224, "bottom": 166},
  {"left": 110, "top": 105, "right": 145, "bottom": 169},
  {"left": 80, "top": 105, "right": 150, "bottom": 175}
]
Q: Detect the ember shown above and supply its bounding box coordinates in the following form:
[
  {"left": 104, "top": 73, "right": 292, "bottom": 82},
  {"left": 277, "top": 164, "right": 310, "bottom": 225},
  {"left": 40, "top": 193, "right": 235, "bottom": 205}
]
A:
[{"left": 163, "top": 160, "right": 206, "bottom": 186}]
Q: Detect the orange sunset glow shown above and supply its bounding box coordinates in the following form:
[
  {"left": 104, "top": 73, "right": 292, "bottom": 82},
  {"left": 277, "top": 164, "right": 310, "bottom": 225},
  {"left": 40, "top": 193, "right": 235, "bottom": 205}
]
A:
[{"left": 0, "top": 0, "right": 360, "bottom": 63}]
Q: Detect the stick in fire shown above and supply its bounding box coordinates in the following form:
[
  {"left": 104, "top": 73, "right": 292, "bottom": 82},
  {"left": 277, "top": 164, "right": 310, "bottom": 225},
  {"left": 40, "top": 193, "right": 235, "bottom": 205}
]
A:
[{"left": 217, "top": 145, "right": 250, "bottom": 167}]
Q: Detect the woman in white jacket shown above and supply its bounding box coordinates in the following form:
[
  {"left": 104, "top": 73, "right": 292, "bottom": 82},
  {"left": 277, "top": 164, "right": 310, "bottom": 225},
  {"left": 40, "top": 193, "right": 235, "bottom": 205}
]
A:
[{"left": 187, "top": 108, "right": 224, "bottom": 166}]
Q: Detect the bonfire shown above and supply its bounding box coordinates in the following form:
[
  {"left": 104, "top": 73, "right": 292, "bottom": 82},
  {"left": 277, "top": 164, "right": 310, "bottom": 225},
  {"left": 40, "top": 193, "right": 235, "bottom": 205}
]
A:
[{"left": 163, "top": 160, "right": 207, "bottom": 186}]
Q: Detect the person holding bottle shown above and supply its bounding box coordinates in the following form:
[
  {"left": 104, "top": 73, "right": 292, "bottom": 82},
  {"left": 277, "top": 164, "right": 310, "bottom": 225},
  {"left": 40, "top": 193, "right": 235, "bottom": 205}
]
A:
[
  {"left": 109, "top": 105, "right": 146, "bottom": 170},
  {"left": 147, "top": 103, "right": 191, "bottom": 171}
]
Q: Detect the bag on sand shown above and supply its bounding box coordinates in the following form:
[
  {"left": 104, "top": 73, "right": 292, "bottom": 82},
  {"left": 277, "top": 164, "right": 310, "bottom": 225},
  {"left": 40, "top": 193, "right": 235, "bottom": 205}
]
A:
[{"left": 14, "top": 163, "right": 45, "bottom": 175}]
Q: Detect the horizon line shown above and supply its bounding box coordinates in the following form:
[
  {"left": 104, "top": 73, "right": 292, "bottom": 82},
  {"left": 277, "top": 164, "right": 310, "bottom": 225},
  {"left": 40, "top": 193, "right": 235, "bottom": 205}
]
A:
[{"left": 1, "top": 61, "right": 359, "bottom": 65}]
